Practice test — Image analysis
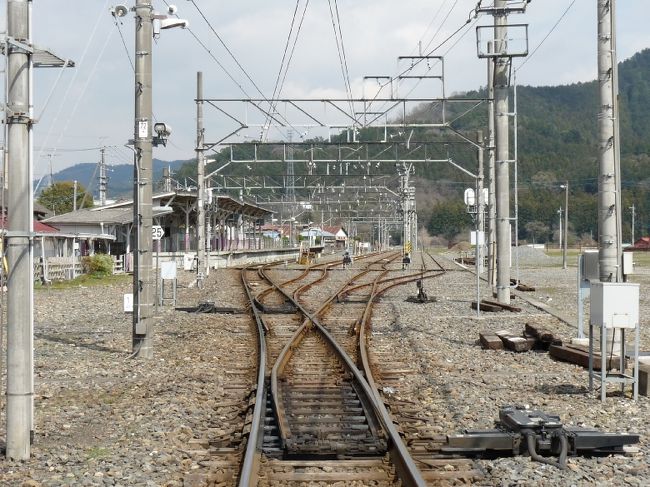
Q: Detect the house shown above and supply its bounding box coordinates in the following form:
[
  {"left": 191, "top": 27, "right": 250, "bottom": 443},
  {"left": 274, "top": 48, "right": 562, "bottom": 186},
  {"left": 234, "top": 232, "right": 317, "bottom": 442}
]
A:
[
  {"left": 629, "top": 237, "right": 650, "bottom": 251},
  {"left": 323, "top": 226, "right": 348, "bottom": 248}
]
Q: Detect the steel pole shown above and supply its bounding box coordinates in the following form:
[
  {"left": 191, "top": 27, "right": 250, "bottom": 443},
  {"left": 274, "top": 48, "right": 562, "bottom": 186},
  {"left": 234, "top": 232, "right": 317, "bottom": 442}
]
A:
[
  {"left": 133, "top": 1, "right": 154, "bottom": 358},
  {"left": 196, "top": 72, "right": 206, "bottom": 283},
  {"left": 6, "top": 0, "right": 33, "bottom": 460},
  {"left": 597, "top": 0, "right": 619, "bottom": 282},
  {"left": 558, "top": 207, "right": 563, "bottom": 256},
  {"left": 477, "top": 130, "right": 485, "bottom": 275},
  {"left": 99, "top": 147, "right": 107, "bottom": 206},
  {"left": 487, "top": 42, "right": 497, "bottom": 289},
  {"left": 494, "top": 1, "right": 511, "bottom": 303},
  {"left": 563, "top": 181, "right": 568, "bottom": 269}
]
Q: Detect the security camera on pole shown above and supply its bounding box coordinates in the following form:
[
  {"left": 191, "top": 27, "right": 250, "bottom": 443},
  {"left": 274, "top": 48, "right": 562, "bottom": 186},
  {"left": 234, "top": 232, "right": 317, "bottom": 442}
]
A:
[{"left": 111, "top": 3, "right": 187, "bottom": 359}]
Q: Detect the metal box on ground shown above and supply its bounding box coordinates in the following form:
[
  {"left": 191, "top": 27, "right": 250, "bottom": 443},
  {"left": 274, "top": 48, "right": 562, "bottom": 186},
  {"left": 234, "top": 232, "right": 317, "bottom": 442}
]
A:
[
  {"left": 582, "top": 250, "right": 599, "bottom": 281},
  {"left": 590, "top": 282, "right": 639, "bottom": 329},
  {"left": 623, "top": 252, "right": 634, "bottom": 276}
]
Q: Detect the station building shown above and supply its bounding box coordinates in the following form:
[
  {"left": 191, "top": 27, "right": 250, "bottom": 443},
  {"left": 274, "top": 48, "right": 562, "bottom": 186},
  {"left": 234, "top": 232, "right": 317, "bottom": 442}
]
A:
[{"left": 44, "top": 190, "right": 275, "bottom": 274}]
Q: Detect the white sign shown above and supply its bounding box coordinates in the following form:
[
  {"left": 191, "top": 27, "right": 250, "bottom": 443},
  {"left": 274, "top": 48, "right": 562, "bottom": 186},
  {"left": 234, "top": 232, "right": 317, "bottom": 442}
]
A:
[
  {"left": 470, "top": 231, "right": 485, "bottom": 246},
  {"left": 160, "top": 261, "right": 177, "bottom": 280},
  {"left": 152, "top": 225, "right": 164, "bottom": 240},
  {"left": 123, "top": 293, "right": 133, "bottom": 313},
  {"left": 138, "top": 120, "right": 148, "bottom": 139},
  {"left": 184, "top": 253, "right": 196, "bottom": 271},
  {"left": 464, "top": 188, "right": 475, "bottom": 206}
]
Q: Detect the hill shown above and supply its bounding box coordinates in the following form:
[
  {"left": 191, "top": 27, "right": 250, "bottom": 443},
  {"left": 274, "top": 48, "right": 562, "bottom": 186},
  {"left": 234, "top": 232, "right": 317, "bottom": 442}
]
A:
[{"left": 40, "top": 158, "right": 189, "bottom": 200}]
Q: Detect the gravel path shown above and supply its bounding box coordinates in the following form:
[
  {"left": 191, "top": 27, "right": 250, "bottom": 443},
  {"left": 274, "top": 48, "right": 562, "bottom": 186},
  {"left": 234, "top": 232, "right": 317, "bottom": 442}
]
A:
[{"left": 0, "top": 251, "right": 646, "bottom": 486}]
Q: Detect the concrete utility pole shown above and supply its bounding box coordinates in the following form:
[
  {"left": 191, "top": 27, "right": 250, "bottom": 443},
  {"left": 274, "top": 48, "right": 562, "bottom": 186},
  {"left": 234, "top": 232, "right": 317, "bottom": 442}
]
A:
[
  {"left": 494, "top": 0, "right": 511, "bottom": 303},
  {"left": 133, "top": 0, "right": 155, "bottom": 358},
  {"left": 73, "top": 180, "right": 78, "bottom": 211},
  {"left": 6, "top": 0, "right": 32, "bottom": 460},
  {"left": 196, "top": 72, "right": 206, "bottom": 285},
  {"left": 99, "top": 147, "right": 107, "bottom": 206},
  {"left": 597, "top": 0, "right": 622, "bottom": 282},
  {"left": 487, "top": 42, "right": 497, "bottom": 289}
]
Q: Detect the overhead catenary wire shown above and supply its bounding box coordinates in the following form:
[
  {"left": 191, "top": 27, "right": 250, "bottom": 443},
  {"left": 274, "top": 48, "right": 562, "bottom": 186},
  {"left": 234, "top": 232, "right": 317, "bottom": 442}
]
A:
[
  {"left": 183, "top": 0, "right": 301, "bottom": 138},
  {"left": 113, "top": 15, "right": 135, "bottom": 72},
  {"left": 411, "top": 0, "right": 451, "bottom": 55},
  {"left": 263, "top": 0, "right": 310, "bottom": 141},
  {"left": 516, "top": 0, "right": 576, "bottom": 72},
  {"left": 365, "top": 9, "right": 479, "bottom": 115},
  {"left": 419, "top": 0, "right": 462, "bottom": 56},
  {"left": 37, "top": 0, "right": 112, "bottom": 166},
  {"left": 327, "top": 0, "right": 355, "bottom": 118}
]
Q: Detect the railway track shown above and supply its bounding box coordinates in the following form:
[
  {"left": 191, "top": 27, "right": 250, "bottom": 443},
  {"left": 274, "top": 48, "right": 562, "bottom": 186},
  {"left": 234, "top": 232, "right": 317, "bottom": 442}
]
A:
[{"left": 187, "top": 251, "right": 482, "bottom": 485}]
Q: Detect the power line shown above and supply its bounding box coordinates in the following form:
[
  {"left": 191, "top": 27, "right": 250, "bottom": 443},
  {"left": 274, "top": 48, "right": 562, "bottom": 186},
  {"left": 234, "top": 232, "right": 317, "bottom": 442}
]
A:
[
  {"left": 327, "top": 0, "right": 354, "bottom": 116},
  {"left": 187, "top": 0, "right": 271, "bottom": 103},
  {"left": 113, "top": 15, "right": 135, "bottom": 72},
  {"left": 419, "top": 0, "right": 461, "bottom": 56},
  {"left": 264, "top": 0, "right": 310, "bottom": 140},
  {"left": 412, "top": 0, "right": 451, "bottom": 55},
  {"left": 517, "top": 0, "right": 577, "bottom": 72},
  {"left": 37, "top": 0, "right": 112, "bottom": 165},
  {"left": 184, "top": 0, "right": 301, "bottom": 137}
]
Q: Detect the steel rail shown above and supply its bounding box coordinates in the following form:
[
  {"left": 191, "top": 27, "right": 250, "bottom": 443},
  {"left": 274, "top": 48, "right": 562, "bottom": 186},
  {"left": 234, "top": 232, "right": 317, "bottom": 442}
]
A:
[
  {"left": 263, "top": 252, "right": 427, "bottom": 487},
  {"left": 358, "top": 252, "right": 447, "bottom": 400},
  {"left": 237, "top": 250, "right": 386, "bottom": 486},
  {"left": 238, "top": 265, "right": 268, "bottom": 487},
  {"left": 269, "top": 252, "right": 398, "bottom": 447}
]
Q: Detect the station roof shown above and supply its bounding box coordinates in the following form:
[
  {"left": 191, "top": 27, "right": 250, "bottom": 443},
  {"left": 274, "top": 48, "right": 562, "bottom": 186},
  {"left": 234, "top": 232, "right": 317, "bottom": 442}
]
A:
[
  {"left": 44, "top": 191, "right": 272, "bottom": 225},
  {"left": 44, "top": 206, "right": 172, "bottom": 225}
]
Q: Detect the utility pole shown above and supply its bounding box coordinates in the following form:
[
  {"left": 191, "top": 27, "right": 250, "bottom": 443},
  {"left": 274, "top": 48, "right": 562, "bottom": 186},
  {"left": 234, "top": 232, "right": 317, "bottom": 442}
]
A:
[
  {"left": 562, "top": 181, "right": 568, "bottom": 269},
  {"left": 630, "top": 204, "right": 635, "bottom": 244},
  {"left": 196, "top": 72, "right": 206, "bottom": 286},
  {"left": 486, "top": 41, "right": 497, "bottom": 289},
  {"left": 99, "top": 147, "right": 107, "bottom": 206},
  {"left": 494, "top": 0, "right": 511, "bottom": 303},
  {"left": 73, "top": 180, "right": 78, "bottom": 211},
  {"left": 558, "top": 207, "right": 563, "bottom": 257},
  {"left": 597, "top": 0, "right": 622, "bottom": 282},
  {"left": 477, "top": 130, "right": 485, "bottom": 275},
  {"left": 133, "top": 0, "right": 155, "bottom": 358},
  {"left": 6, "top": 0, "right": 32, "bottom": 460}
]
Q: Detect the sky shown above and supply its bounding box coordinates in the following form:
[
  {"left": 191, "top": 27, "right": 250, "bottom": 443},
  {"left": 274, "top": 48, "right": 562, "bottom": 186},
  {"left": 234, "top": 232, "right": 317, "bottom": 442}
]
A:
[{"left": 3, "top": 0, "right": 649, "bottom": 180}]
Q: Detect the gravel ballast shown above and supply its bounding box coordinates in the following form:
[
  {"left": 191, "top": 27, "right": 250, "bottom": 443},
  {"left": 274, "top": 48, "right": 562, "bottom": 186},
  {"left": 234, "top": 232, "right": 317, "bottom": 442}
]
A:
[{"left": 0, "top": 252, "right": 647, "bottom": 486}]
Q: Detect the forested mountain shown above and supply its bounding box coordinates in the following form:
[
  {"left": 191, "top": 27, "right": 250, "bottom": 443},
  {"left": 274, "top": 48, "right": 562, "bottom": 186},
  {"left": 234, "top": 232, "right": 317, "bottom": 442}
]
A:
[
  {"left": 39, "top": 159, "right": 187, "bottom": 201},
  {"left": 69, "top": 49, "right": 650, "bottom": 243},
  {"left": 427, "top": 48, "right": 650, "bottom": 244}
]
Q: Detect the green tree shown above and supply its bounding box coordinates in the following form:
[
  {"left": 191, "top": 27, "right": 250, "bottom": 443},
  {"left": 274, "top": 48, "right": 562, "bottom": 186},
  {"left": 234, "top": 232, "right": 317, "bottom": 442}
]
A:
[
  {"left": 524, "top": 221, "right": 551, "bottom": 244},
  {"left": 427, "top": 200, "right": 472, "bottom": 241},
  {"left": 37, "top": 181, "right": 93, "bottom": 215}
]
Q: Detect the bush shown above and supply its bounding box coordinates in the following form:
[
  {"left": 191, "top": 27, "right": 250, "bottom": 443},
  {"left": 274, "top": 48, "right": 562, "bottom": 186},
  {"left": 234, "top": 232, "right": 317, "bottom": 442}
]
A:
[{"left": 82, "top": 254, "right": 114, "bottom": 276}]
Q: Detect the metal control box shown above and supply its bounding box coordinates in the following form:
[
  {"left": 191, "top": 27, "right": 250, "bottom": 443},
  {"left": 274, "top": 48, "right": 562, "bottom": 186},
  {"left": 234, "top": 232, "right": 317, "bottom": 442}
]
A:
[
  {"left": 590, "top": 282, "right": 639, "bottom": 329},
  {"left": 582, "top": 250, "right": 600, "bottom": 281},
  {"left": 623, "top": 252, "right": 634, "bottom": 276}
]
